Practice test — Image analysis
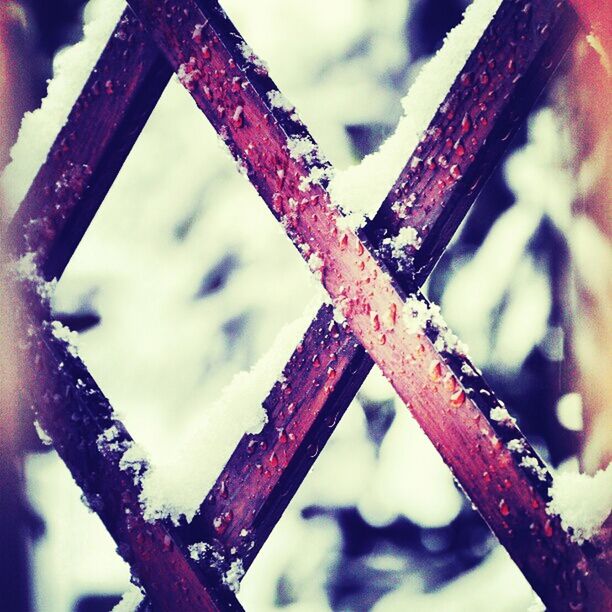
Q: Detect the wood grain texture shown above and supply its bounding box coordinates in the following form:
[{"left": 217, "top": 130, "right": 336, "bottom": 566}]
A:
[
  {"left": 6, "top": 0, "right": 609, "bottom": 608},
  {"left": 5, "top": 10, "right": 234, "bottom": 611}
]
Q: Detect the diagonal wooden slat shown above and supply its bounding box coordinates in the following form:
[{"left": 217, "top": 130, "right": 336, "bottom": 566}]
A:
[
  {"left": 4, "top": 9, "right": 236, "bottom": 609},
  {"left": 126, "top": 0, "right": 610, "bottom": 607},
  {"left": 5, "top": 5, "right": 366, "bottom": 608},
  {"left": 178, "top": 0, "right": 589, "bottom": 580},
  {"left": 11, "top": 279, "right": 241, "bottom": 610},
  {"left": 6, "top": 8, "right": 171, "bottom": 281}
]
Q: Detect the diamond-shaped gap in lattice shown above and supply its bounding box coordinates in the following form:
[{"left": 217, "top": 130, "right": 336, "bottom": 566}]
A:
[{"left": 52, "top": 75, "right": 322, "bottom": 524}]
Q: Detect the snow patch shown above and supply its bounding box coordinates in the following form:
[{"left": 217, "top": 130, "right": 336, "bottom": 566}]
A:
[
  {"left": 111, "top": 582, "right": 145, "bottom": 612},
  {"left": 520, "top": 456, "right": 547, "bottom": 482},
  {"left": 329, "top": 0, "right": 503, "bottom": 227},
  {"left": 11, "top": 252, "right": 57, "bottom": 300},
  {"left": 506, "top": 438, "right": 526, "bottom": 454},
  {"left": 133, "top": 301, "right": 320, "bottom": 524},
  {"left": 402, "top": 294, "right": 469, "bottom": 354},
  {"left": 307, "top": 252, "right": 325, "bottom": 280},
  {"left": 223, "top": 558, "right": 245, "bottom": 593},
  {"left": 287, "top": 136, "right": 317, "bottom": 161},
  {"left": 547, "top": 463, "right": 612, "bottom": 544},
  {"left": 267, "top": 89, "right": 294, "bottom": 112},
  {"left": 489, "top": 405, "right": 516, "bottom": 426},
  {"left": 50, "top": 320, "right": 79, "bottom": 357},
  {"left": 97, "top": 424, "right": 130, "bottom": 455},
  {"left": 238, "top": 41, "right": 269, "bottom": 72},
  {"left": 382, "top": 226, "right": 421, "bottom": 261},
  {"left": 1, "top": 0, "right": 125, "bottom": 213}
]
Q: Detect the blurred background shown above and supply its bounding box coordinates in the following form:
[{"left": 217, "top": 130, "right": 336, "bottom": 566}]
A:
[{"left": 1, "top": 0, "right": 609, "bottom": 610}]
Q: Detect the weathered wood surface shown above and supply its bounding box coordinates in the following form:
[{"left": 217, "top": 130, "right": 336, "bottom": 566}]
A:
[
  {"left": 11, "top": 279, "right": 242, "bottom": 610},
  {"left": 5, "top": 10, "right": 235, "bottom": 611}
]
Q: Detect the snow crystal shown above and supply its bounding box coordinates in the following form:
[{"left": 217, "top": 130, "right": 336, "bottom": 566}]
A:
[
  {"left": 460, "top": 362, "right": 474, "bottom": 376},
  {"left": 300, "top": 165, "right": 332, "bottom": 192},
  {"left": 435, "top": 330, "right": 466, "bottom": 356},
  {"left": 267, "top": 89, "right": 294, "bottom": 112},
  {"left": 177, "top": 57, "right": 201, "bottom": 91},
  {"left": 13, "top": 251, "right": 38, "bottom": 278},
  {"left": 12, "top": 252, "right": 57, "bottom": 300},
  {"left": 520, "top": 456, "right": 547, "bottom": 482},
  {"left": 382, "top": 226, "right": 421, "bottom": 261},
  {"left": 506, "top": 438, "right": 526, "bottom": 454},
  {"left": 96, "top": 424, "right": 135, "bottom": 457},
  {"left": 189, "top": 541, "right": 217, "bottom": 562},
  {"left": 402, "top": 295, "right": 432, "bottom": 334},
  {"left": 50, "top": 320, "right": 79, "bottom": 357},
  {"left": 238, "top": 41, "right": 269, "bottom": 72},
  {"left": 134, "top": 300, "right": 320, "bottom": 524},
  {"left": 34, "top": 420, "right": 53, "bottom": 446},
  {"left": 307, "top": 252, "right": 325, "bottom": 280},
  {"left": 547, "top": 463, "right": 612, "bottom": 544},
  {"left": 111, "top": 582, "right": 145, "bottom": 612},
  {"left": 402, "top": 294, "right": 469, "bottom": 354},
  {"left": 223, "top": 558, "right": 245, "bottom": 593},
  {"left": 1, "top": 0, "right": 125, "bottom": 213},
  {"left": 119, "top": 442, "right": 147, "bottom": 479},
  {"left": 189, "top": 542, "right": 244, "bottom": 591},
  {"left": 391, "top": 226, "right": 421, "bottom": 250},
  {"left": 489, "top": 405, "right": 516, "bottom": 426},
  {"left": 287, "top": 136, "right": 317, "bottom": 161},
  {"left": 329, "top": 0, "right": 503, "bottom": 227},
  {"left": 97, "top": 424, "right": 121, "bottom": 445}
]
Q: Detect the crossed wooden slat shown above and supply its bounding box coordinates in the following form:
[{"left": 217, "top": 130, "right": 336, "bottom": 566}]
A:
[{"left": 6, "top": 0, "right": 610, "bottom": 609}]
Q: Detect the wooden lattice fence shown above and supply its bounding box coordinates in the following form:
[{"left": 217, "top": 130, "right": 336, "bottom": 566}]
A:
[{"left": 4, "top": 0, "right": 611, "bottom": 610}]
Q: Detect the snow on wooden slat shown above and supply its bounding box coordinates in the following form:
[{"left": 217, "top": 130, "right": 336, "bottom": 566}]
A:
[
  {"left": 2, "top": 0, "right": 125, "bottom": 212},
  {"left": 125, "top": 0, "right": 611, "bottom": 607},
  {"left": 328, "top": 0, "right": 504, "bottom": 228},
  {"left": 3, "top": 9, "right": 234, "bottom": 609},
  {"left": 6, "top": 8, "right": 171, "bottom": 281},
  {"left": 11, "top": 278, "right": 241, "bottom": 611},
  {"left": 179, "top": 302, "right": 372, "bottom": 567}
]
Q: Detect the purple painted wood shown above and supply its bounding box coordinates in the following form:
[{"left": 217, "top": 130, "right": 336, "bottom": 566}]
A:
[
  {"left": 5, "top": 10, "right": 235, "bottom": 610},
  {"left": 6, "top": 0, "right": 609, "bottom": 608}
]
